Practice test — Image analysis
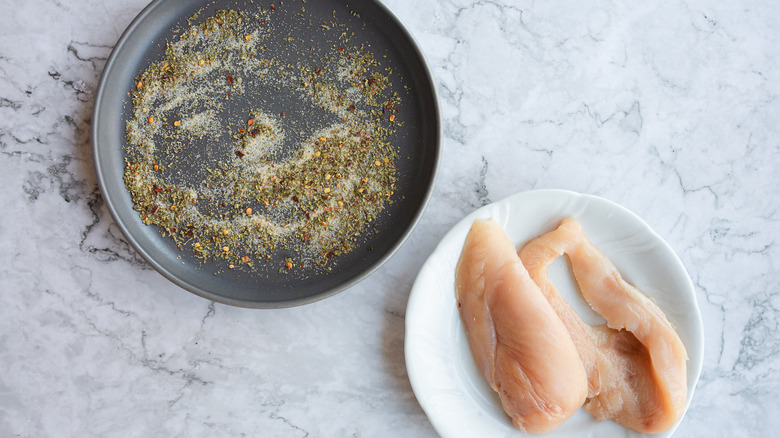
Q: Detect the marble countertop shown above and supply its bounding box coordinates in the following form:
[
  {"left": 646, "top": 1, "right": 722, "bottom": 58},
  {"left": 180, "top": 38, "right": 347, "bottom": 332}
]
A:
[{"left": 1, "top": 0, "right": 778, "bottom": 436}]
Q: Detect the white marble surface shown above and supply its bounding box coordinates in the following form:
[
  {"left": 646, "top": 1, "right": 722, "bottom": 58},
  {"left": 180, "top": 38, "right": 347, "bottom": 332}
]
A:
[{"left": 1, "top": 0, "right": 778, "bottom": 436}]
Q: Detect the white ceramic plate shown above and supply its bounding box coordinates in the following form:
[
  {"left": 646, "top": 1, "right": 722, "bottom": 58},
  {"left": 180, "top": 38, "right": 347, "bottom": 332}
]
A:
[{"left": 405, "top": 189, "right": 704, "bottom": 438}]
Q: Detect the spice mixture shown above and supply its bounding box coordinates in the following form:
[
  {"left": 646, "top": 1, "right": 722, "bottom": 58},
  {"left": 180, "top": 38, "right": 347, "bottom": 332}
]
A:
[{"left": 124, "top": 6, "right": 401, "bottom": 272}]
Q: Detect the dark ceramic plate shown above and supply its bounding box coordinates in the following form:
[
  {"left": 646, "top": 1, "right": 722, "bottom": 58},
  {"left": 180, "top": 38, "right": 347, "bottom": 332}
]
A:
[{"left": 92, "top": 0, "right": 440, "bottom": 307}]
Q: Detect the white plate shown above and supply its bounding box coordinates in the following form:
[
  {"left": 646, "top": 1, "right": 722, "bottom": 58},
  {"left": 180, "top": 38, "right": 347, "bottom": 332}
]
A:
[{"left": 405, "top": 189, "right": 704, "bottom": 438}]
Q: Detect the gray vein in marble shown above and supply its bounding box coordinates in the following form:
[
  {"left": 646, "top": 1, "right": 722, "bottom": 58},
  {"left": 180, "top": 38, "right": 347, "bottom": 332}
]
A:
[
  {"left": 694, "top": 277, "right": 726, "bottom": 364},
  {"left": 197, "top": 302, "right": 216, "bottom": 337},
  {"left": 583, "top": 100, "right": 643, "bottom": 135},
  {"left": 268, "top": 412, "right": 309, "bottom": 437},
  {"left": 0, "top": 96, "right": 22, "bottom": 110},
  {"left": 67, "top": 42, "right": 112, "bottom": 71},
  {"left": 68, "top": 264, "right": 138, "bottom": 321},
  {"left": 138, "top": 330, "right": 211, "bottom": 387},
  {"left": 476, "top": 156, "right": 490, "bottom": 206},
  {"left": 732, "top": 289, "right": 779, "bottom": 373},
  {"left": 80, "top": 185, "right": 148, "bottom": 267}
]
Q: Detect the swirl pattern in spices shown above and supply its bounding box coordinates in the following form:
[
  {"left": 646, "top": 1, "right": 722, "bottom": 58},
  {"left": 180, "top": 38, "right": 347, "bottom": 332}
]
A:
[{"left": 124, "top": 8, "right": 401, "bottom": 271}]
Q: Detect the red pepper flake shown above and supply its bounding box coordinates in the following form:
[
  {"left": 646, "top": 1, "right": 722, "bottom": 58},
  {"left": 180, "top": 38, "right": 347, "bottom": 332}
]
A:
[
  {"left": 227, "top": 75, "right": 233, "bottom": 84},
  {"left": 235, "top": 150, "right": 245, "bottom": 158},
  {"left": 270, "top": 5, "right": 276, "bottom": 11},
  {"left": 280, "top": 111, "right": 285, "bottom": 117}
]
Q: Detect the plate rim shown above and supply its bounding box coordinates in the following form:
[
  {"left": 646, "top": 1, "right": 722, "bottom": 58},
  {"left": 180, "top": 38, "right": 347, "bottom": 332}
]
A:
[
  {"left": 404, "top": 188, "right": 705, "bottom": 437},
  {"left": 91, "top": 0, "right": 442, "bottom": 308}
]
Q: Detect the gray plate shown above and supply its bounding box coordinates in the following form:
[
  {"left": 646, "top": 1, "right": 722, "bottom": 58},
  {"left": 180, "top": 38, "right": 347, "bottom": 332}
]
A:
[{"left": 92, "top": 0, "right": 441, "bottom": 308}]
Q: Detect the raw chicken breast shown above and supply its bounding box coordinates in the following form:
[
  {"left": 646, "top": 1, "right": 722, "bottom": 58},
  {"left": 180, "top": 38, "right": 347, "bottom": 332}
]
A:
[
  {"left": 512, "top": 225, "right": 605, "bottom": 399},
  {"left": 519, "top": 219, "right": 688, "bottom": 434},
  {"left": 455, "top": 219, "right": 588, "bottom": 433}
]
